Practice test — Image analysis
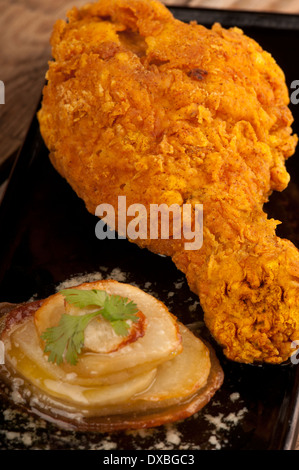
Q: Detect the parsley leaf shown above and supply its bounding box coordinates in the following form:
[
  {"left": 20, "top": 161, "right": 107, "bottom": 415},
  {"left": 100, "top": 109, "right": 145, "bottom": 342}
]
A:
[
  {"left": 60, "top": 288, "right": 107, "bottom": 309},
  {"left": 41, "top": 289, "right": 139, "bottom": 365},
  {"left": 41, "top": 311, "right": 100, "bottom": 365}
]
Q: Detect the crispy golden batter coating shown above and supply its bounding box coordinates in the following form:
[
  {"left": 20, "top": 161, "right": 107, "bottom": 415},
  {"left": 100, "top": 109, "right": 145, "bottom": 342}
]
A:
[{"left": 38, "top": 0, "right": 299, "bottom": 363}]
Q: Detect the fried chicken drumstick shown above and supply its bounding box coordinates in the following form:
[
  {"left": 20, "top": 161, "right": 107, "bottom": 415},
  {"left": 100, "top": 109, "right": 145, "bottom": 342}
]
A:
[{"left": 38, "top": 0, "right": 299, "bottom": 364}]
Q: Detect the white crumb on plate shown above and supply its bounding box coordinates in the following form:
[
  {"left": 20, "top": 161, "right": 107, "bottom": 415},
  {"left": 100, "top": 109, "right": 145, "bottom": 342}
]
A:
[
  {"left": 55, "top": 271, "right": 104, "bottom": 291},
  {"left": 204, "top": 413, "right": 230, "bottom": 431},
  {"left": 208, "top": 435, "right": 221, "bottom": 450},
  {"left": 165, "top": 425, "right": 182, "bottom": 446},
  {"left": 91, "top": 440, "right": 117, "bottom": 450},
  {"left": 2, "top": 431, "right": 32, "bottom": 447},
  {"left": 188, "top": 300, "right": 200, "bottom": 312},
  {"left": 174, "top": 280, "right": 184, "bottom": 289},
  {"left": 224, "top": 408, "right": 248, "bottom": 425},
  {"left": 55, "top": 267, "right": 127, "bottom": 292},
  {"left": 230, "top": 392, "right": 240, "bottom": 402},
  {"left": 109, "top": 267, "right": 127, "bottom": 282},
  {"left": 203, "top": 404, "right": 248, "bottom": 450}
]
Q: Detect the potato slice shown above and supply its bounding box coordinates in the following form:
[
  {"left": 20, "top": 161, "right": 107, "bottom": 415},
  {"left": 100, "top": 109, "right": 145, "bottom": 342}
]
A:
[
  {"left": 44, "top": 323, "right": 212, "bottom": 417},
  {"left": 6, "top": 325, "right": 157, "bottom": 407},
  {"left": 34, "top": 280, "right": 182, "bottom": 379},
  {"left": 8, "top": 317, "right": 159, "bottom": 387},
  {"left": 64, "top": 302, "right": 147, "bottom": 354},
  {"left": 133, "top": 323, "right": 211, "bottom": 404},
  {"left": 5, "top": 317, "right": 216, "bottom": 419},
  {"left": 43, "top": 368, "right": 157, "bottom": 406}
]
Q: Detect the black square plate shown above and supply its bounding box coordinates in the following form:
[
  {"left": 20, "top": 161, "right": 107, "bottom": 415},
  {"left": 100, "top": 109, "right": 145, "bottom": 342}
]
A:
[{"left": 1, "top": 6, "right": 299, "bottom": 451}]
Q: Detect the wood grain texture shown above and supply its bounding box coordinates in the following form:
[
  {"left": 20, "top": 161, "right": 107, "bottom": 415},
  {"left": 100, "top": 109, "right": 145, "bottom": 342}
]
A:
[
  {"left": 0, "top": 0, "right": 86, "bottom": 167},
  {"left": 165, "top": 0, "right": 299, "bottom": 12},
  {"left": 0, "top": 0, "right": 299, "bottom": 449}
]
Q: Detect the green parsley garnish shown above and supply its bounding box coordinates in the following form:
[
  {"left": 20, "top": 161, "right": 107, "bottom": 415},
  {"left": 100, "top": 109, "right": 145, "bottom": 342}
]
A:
[{"left": 41, "top": 289, "right": 139, "bottom": 366}]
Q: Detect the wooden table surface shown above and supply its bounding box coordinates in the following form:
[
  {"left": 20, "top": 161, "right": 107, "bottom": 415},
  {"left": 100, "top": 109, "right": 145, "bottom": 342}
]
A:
[{"left": 1, "top": 0, "right": 299, "bottom": 450}]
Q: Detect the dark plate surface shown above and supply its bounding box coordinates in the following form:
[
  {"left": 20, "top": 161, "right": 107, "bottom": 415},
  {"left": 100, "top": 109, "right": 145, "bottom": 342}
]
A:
[{"left": 0, "top": 6, "right": 299, "bottom": 451}]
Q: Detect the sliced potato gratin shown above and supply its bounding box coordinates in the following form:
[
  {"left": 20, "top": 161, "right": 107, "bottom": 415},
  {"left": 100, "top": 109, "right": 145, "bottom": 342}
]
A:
[{"left": 0, "top": 280, "right": 223, "bottom": 431}]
